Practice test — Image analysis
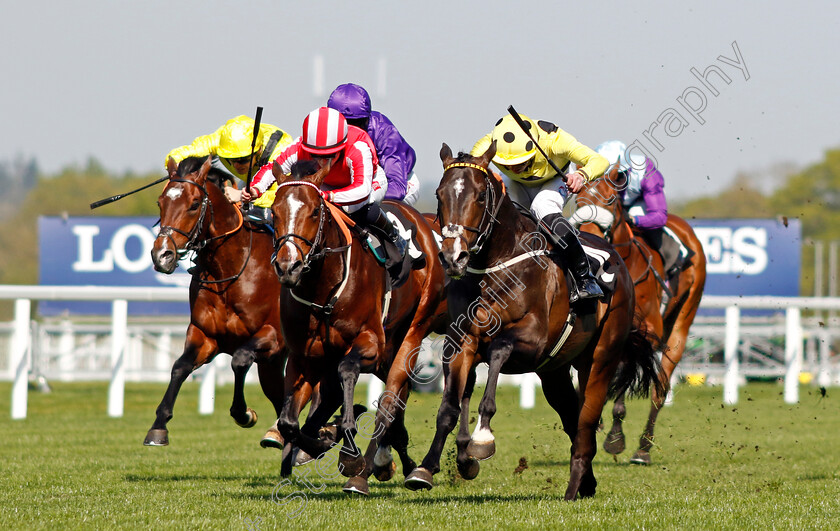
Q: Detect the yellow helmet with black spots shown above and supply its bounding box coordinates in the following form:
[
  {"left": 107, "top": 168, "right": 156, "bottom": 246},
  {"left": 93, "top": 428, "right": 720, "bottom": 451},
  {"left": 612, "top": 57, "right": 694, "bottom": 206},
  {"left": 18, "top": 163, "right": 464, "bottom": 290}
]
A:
[
  {"left": 490, "top": 114, "right": 538, "bottom": 166},
  {"left": 217, "top": 115, "right": 261, "bottom": 159}
]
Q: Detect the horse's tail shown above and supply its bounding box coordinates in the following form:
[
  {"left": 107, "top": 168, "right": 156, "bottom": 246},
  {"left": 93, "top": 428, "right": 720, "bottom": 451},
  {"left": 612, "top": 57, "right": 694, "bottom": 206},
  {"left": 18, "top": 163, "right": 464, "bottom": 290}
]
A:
[{"left": 608, "top": 316, "right": 667, "bottom": 400}]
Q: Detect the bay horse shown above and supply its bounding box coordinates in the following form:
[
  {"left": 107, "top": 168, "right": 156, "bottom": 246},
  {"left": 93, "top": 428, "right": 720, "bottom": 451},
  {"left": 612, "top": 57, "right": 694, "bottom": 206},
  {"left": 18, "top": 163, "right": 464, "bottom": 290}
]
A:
[
  {"left": 269, "top": 161, "right": 448, "bottom": 496},
  {"left": 572, "top": 165, "right": 706, "bottom": 464},
  {"left": 403, "top": 142, "right": 664, "bottom": 500},
  {"left": 146, "top": 156, "right": 288, "bottom": 447}
]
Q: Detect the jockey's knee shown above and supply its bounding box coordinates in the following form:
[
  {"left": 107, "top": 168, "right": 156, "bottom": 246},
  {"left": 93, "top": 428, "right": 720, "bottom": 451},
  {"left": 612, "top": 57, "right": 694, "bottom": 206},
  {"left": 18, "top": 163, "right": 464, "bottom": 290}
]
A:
[{"left": 531, "top": 190, "right": 566, "bottom": 220}]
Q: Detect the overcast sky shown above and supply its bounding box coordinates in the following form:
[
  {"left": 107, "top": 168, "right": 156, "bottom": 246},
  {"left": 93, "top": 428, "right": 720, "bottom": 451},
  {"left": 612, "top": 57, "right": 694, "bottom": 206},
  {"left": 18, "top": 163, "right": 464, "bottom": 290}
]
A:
[{"left": 2, "top": 1, "right": 838, "bottom": 203}]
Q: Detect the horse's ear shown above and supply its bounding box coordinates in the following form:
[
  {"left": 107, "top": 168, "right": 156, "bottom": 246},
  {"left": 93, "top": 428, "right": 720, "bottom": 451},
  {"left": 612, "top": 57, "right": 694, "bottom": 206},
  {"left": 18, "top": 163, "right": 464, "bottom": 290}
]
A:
[
  {"left": 166, "top": 157, "right": 178, "bottom": 179},
  {"left": 272, "top": 161, "right": 290, "bottom": 184},
  {"left": 195, "top": 156, "right": 211, "bottom": 185},
  {"left": 311, "top": 165, "right": 330, "bottom": 187},
  {"left": 440, "top": 143, "right": 454, "bottom": 167},
  {"left": 478, "top": 140, "right": 496, "bottom": 168}
]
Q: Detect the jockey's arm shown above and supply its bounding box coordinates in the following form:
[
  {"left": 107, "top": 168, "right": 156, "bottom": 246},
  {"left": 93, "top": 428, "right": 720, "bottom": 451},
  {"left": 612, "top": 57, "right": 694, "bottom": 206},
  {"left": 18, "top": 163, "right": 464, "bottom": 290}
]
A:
[
  {"left": 634, "top": 166, "right": 668, "bottom": 230},
  {"left": 330, "top": 142, "right": 374, "bottom": 206},
  {"left": 164, "top": 125, "right": 225, "bottom": 168}
]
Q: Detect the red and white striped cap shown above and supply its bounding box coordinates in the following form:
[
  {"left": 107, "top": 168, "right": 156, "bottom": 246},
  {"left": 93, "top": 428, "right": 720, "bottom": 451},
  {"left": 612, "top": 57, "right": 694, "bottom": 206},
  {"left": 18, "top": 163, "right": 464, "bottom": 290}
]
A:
[{"left": 301, "top": 107, "right": 348, "bottom": 154}]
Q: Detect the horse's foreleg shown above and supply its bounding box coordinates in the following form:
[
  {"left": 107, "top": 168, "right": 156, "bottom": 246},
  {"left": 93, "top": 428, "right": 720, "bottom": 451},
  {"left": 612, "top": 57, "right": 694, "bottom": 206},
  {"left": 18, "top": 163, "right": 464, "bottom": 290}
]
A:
[
  {"left": 603, "top": 391, "right": 627, "bottom": 455},
  {"left": 405, "top": 340, "right": 476, "bottom": 491},
  {"left": 257, "top": 350, "right": 288, "bottom": 449},
  {"left": 230, "top": 346, "right": 257, "bottom": 428},
  {"left": 337, "top": 340, "right": 371, "bottom": 478},
  {"left": 144, "top": 327, "right": 217, "bottom": 446},
  {"left": 455, "top": 367, "right": 479, "bottom": 480},
  {"left": 467, "top": 337, "right": 514, "bottom": 461}
]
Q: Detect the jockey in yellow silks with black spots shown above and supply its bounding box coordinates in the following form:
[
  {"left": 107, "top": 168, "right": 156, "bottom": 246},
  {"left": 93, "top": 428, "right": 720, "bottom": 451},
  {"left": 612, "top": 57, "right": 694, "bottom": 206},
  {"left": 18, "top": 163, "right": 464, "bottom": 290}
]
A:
[
  {"left": 165, "top": 115, "right": 293, "bottom": 216},
  {"left": 471, "top": 113, "right": 609, "bottom": 302}
]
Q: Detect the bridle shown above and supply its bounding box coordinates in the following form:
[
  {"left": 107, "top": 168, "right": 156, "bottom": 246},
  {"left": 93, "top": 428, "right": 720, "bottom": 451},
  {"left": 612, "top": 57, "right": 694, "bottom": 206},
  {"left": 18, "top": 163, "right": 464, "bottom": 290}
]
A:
[
  {"left": 270, "top": 181, "right": 331, "bottom": 273},
  {"left": 155, "top": 176, "right": 249, "bottom": 285},
  {"left": 439, "top": 162, "right": 504, "bottom": 255}
]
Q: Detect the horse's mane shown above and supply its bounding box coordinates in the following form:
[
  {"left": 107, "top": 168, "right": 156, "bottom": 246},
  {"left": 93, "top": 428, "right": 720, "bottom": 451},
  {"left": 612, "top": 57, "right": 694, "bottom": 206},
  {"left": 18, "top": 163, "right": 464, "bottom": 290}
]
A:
[
  {"left": 454, "top": 151, "right": 474, "bottom": 162},
  {"left": 177, "top": 156, "right": 234, "bottom": 189},
  {"left": 289, "top": 159, "right": 321, "bottom": 183}
]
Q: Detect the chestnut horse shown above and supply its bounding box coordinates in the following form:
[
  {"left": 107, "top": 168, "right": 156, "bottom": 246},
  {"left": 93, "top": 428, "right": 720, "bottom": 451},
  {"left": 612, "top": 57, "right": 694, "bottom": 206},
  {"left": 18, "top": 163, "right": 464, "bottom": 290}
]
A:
[
  {"left": 572, "top": 167, "right": 706, "bottom": 464},
  {"left": 403, "top": 143, "right": 664, "bottom": 501},
  {"left": 269, "top": 161, "right": 448, "bottom": 496},
  {"left": 146, "top": 156, "right": 287, "bottom": 447}
]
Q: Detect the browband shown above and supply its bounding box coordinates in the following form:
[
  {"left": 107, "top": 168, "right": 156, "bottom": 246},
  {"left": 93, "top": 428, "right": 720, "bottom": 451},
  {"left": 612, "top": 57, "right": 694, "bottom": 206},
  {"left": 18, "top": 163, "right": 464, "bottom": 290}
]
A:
[{"left": 443, "top": 162, "right": 488, "bottom": 175}]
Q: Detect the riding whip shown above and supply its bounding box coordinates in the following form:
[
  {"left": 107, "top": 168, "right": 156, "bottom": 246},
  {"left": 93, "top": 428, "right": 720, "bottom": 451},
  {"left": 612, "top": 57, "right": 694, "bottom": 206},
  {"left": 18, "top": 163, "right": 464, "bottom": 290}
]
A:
[
  {"left": 242, "top": 106, "right": 264, "bottom": 210},
  {"left": 507, "top": 105, "right": 567, "bottom": 182},
  {"left": 89, "top": 175, "right": 168, "bottom": 209}
]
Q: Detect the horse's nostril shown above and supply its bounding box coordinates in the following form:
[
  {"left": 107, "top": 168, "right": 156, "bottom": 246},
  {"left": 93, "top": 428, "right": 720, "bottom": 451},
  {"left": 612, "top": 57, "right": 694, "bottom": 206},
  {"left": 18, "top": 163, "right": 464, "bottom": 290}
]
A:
[{"left": 456, "top": 251, "right": 469, "bottom": 265}]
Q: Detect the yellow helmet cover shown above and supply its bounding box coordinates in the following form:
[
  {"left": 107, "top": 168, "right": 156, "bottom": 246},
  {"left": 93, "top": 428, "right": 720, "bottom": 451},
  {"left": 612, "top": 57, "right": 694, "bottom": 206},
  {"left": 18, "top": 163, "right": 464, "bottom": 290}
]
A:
[
  {"left": 490, "top": 114, "right": 538, "bottom": 166},
  {"left": 217, "top": 115, "right": 261, "bottom": 159}
]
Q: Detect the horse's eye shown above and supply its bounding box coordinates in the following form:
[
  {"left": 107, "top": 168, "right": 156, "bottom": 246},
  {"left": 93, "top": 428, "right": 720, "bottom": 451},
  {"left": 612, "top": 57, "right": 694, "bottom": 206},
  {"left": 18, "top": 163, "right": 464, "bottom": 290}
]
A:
[
  {"left": 189, "top": 200, "right": 200, "bottom": 211},
  {"left": 311, "top": 206, "right": 321, "bottom": 218},
  {"left": 477, "top": 191, "right": 487, "bottom": 203}
]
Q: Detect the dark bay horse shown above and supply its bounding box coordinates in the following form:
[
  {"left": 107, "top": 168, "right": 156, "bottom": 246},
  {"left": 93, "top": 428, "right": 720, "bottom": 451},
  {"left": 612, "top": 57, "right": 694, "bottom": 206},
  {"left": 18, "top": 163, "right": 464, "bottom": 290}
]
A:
[
  {"left": 403, "top": 142, "right": 664, "bottom": 500},
  {"left": 269, "top": 161, "right": 448, "bottom": 496},
  {"left": 572, "top": 167, "right": 707, "bottom": 464},
  {"left": 146, "top": 156, "right": 287, "bottom": 447}
]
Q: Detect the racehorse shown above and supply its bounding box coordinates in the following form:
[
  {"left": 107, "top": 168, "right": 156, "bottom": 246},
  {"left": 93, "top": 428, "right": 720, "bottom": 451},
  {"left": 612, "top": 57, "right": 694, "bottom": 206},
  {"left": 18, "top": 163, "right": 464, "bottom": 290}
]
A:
[
  {"left": 403, "top": 142, "right": 664, "bottom": 500},
  {"left": 269, "top": 160, "right": 448, "bottom": 496},
  {"left": 572, "top": 165, "right": 707, "bottom": 465},
  {"left": 146, "top": 156, "right": 288, "bottom": 447}
]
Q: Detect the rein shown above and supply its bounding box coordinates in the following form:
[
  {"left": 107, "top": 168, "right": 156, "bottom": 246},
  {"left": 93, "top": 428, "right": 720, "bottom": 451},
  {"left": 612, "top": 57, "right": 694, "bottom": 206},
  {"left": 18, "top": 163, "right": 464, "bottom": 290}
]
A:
[{"left": 440, "top": 162, "right": 504, "bottom": 255}]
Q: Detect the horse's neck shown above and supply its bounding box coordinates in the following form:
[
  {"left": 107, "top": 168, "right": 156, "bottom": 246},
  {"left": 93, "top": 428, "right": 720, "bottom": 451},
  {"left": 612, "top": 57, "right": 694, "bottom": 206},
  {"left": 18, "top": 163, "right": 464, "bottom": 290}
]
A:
[
  {"left": 294, "top": 213, "right": 359, "bottom": 299},
  {"left": 473, "top": 196, "right": 537, "bottom": 268},
  {"left": 196, "top": 187, "right": 247, "bottom": 274}
]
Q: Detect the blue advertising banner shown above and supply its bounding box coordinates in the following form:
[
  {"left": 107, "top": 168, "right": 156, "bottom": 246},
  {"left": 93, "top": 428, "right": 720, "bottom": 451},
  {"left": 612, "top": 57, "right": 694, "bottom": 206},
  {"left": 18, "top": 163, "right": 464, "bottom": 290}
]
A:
[
  {"left": 689, "top": 218, "right": 801, "bottom": 297},
  {"left": 38, "top": 217, "right": 191, "bottom": 315}
]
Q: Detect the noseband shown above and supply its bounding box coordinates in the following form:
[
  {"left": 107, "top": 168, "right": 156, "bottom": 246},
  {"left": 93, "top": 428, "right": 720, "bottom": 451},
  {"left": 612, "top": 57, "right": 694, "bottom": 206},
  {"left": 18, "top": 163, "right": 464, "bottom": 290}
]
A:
[{"left": 440, "top": 162, "right": 503, "bottom": 255}]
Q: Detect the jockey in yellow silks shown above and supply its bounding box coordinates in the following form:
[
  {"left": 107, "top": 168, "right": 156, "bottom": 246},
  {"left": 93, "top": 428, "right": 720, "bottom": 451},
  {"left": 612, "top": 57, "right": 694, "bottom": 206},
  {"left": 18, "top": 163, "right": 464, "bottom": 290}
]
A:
[
  {"left": 471, "top": 113, "right": 609, "bottom": 302},
  {"left": 165, "top": 115, "right": 293, "bottom": 212}
]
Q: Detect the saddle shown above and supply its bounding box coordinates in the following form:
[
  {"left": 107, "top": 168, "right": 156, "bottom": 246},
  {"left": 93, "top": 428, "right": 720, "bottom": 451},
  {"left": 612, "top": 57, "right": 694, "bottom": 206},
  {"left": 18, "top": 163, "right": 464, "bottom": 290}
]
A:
[{"left": 327, "top": 203, "right": 426, "bottom": 288}]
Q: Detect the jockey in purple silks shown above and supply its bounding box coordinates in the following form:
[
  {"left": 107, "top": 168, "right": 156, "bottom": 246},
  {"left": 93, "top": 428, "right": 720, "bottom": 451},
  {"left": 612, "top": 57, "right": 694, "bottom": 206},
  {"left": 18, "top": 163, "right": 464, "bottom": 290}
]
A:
[
  {"left": 596, "top": 140, "right": 687, "bottom": 275},
  {"left": 327, "top": 83, "right": 421, "bottom": 206}
]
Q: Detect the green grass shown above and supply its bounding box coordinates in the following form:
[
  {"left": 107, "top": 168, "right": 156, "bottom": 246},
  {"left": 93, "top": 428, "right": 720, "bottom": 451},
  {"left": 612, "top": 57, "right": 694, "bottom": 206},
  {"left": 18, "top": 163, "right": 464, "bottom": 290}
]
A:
[{"left": 0, "top": 380, "right": 837, "bottom": 530}]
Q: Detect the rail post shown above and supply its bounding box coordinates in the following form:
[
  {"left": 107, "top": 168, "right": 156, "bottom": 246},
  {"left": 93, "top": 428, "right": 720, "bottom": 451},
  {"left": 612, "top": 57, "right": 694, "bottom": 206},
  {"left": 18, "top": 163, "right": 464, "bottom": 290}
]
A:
[
  {"left": 723, "top": 305, "right": 740, "bottom": 405},
  {"left": 11, "top": 298, "right": 31, "bottom": 420}
]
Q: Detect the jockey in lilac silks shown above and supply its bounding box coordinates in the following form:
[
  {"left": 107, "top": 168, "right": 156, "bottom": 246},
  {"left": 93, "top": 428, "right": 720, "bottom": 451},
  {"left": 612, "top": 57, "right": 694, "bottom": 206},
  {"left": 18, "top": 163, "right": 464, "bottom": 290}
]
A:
[{"left": 327, "top": 83, "right": 421, "bottom": 206}]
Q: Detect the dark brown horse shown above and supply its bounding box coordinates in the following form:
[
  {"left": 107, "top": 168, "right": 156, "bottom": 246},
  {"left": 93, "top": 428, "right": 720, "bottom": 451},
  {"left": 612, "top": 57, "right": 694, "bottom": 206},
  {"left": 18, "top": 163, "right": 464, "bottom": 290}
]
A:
[
  {"left": 269, "top": 161, "right": 448, "bottom": 496},
  {"left": 403, "top": 142, "right": 664, "bottom": 500},
  {"left": 572, "top": 166, "right": 707, "bottom": 464},
  {"left": 146, "top": 156, "right": 287, "bottom": 447}
]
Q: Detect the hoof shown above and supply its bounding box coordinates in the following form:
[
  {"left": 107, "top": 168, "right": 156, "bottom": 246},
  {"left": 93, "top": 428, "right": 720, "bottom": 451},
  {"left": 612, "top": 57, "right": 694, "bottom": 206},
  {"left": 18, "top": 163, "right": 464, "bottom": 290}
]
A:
[
  {"left": 630, "top": 450, "right": 651, "bottom": 465},
  {"left": 295, "top": 449, "right": 315, "bottom": 466},
  {"left": 143, "top": 429, "right": 169, "bottom": 446},
  {"left": 457, "top": 457, "right": 481, "bottom": 480},
  {"left": 318, "top": 425, "right": 339, "bottom": 444},
  {"left": 260, "top": 427, "right": 284, "bottom": 449},
  {"left": 603, "top": 431, "right": 626, "bottom": 455},
  {"left": 339, "top": 454, "right": 366, "bottom": 478},
  {"left": 234, "top": 408, "right": 258, "bottom": 428},
  {"left": 404, "top": 467, "right": 434, "bottom": 491},
  {"left": 373, "top": 460, "right": 397, "bottom": 482},
  {"left": 579, "top": 474, "right": 598, "bottom": 498},
  {"left": 343, "top": 476, "right": 370, "bottom": 496},
  {"left": 466, "top": 440, "right": 496, "bottom": 461}
]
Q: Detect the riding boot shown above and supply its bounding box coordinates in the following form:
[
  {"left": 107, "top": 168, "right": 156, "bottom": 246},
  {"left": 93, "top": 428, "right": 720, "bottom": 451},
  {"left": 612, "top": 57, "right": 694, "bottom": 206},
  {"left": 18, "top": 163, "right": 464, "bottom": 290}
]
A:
[
  {"left": 369, "top": 206, "right": 408, "bottom": 258},
  {"left": 539, "top": 213, "right": 604, "bottom": 303},
  {"left": 245, "top": 206, "right": 272, "bottom": 225}
]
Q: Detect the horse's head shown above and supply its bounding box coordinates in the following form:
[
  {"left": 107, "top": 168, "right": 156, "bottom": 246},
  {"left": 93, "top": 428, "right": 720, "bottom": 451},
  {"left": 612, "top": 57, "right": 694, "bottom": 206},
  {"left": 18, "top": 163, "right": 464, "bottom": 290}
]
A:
[
  {"left": 571, "top": 163, "right": 628, "bottom": 241},
  {"left": 436, "top": 141, "right": 501, "bottom": 278},
  {"left": 152, "top": 156, "right": 214, "bottom": 273},
  {"left": 270, "top": 160, "right": 330, "bottom": 286}
]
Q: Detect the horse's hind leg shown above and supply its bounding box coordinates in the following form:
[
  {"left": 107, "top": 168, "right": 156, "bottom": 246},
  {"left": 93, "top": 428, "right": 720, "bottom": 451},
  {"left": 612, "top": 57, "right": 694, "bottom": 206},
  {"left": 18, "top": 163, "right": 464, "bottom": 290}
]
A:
[
  {"left": 144, "top": 327, "right": 217, "bottom": 446},
  {"left": 467, "top": 338, "right": 514, "bottom": 461},
  {"left": 539, "top": 367, "right": 579, "bottom": 448},
  {"left": 603, "top": 391, "right": 627, "bottom": 455}
]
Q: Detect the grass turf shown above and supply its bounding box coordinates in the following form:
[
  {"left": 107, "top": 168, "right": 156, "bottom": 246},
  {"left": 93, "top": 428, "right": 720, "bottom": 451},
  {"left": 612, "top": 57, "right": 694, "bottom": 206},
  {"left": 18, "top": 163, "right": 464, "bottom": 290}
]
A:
[{"left": 0, "top": 380, "right": 837, "bottom": 530}]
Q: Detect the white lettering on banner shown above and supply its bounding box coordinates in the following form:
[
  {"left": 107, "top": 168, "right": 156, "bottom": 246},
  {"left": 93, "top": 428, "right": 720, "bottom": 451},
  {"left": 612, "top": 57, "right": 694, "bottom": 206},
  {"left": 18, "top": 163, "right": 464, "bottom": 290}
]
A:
[
  {"left": 111, "top": 225, "right": 156, "bottom": 273},
  {"left": 72, "top": 225, "right": 114, "bottom": 272},
  {"left": 695, "top": 226, "right": 768, "bottom": 275},
  {"left": 72, "top": 224, "right": 156, "bottom": 274}
]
